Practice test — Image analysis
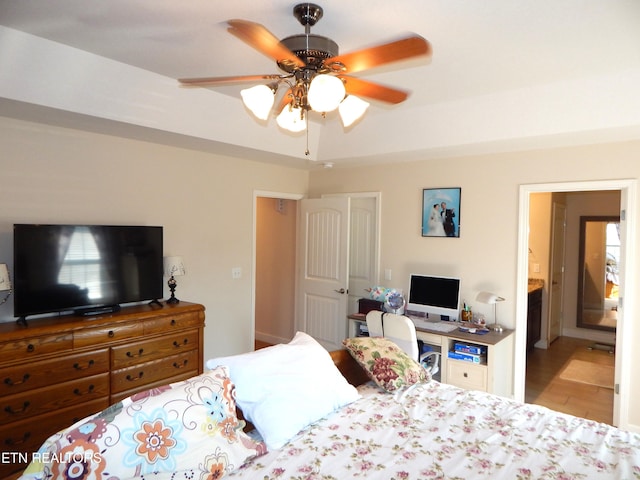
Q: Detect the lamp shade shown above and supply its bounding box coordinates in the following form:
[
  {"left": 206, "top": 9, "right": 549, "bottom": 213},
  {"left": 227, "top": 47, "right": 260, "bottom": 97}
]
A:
[
  {"left": 338, "top": 95, "right": 370, "bottom": 127},
  {"left": 241, "top": 84, "right": 275, "bottom": 120},
  {"left": 307, "top": 74, "right": 346, "bottom": 113},
  {"left": 276, "top": 104, "right": 307, "bottom": 132},
  {"left": 0, "top": 264, "right": 10, "bottom": 292},
  {"left": 475, "top": 291, "right": 505, "bottom": 304},
  {"left": 164, "top": 256, "right": 185, "bottom": 277}
]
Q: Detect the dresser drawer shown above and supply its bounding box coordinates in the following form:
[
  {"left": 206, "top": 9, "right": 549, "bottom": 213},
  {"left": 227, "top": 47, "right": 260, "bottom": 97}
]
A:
[
  {"left": 111, "top": 349, "right": 199, "bottom": 394},
  {"left": 447, "top": 361, "right": 488, "bottom": 392},
  {"left": 111, "top": 330, "right": 199, "bottom": 369},
  {"left": 0, "top": 373, "right": 109, "bottom": 425},
  {"left": 0, "top": 397, "right": 109, "bottom": 479},
  {"left": 0, "top": 333, "right": 73, "bottom": 365},
  {"left": 144, "top": 311, "right": 202, "bottom": 335},
  {"left": 111, "top": 370, "right": 198, "bottom": 404},
  {"left": 0, "top": 348, "right": 109, "bottom": 396},
  {"left": 74, "top": 322, "right": 144, "bottom": 348}
]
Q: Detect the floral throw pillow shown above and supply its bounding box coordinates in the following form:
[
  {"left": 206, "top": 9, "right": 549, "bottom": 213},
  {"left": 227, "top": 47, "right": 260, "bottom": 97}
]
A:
[
  {"left": 342, "top": 336, "right": 429, "bottom": 392},
  {"left": 22, "top": 366, "right": 266, "bottom": 480}
]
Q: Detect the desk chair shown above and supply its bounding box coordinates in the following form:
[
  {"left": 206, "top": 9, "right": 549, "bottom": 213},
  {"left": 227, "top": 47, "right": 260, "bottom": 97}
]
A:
[{"left": 365, "top": 311, "right": 441, "bottom": 378}]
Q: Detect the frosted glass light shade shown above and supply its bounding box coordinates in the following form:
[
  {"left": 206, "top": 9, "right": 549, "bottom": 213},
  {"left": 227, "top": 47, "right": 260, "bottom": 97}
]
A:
[
  {"left": 307, "top": 74, "right": 345, "bottom": 113},
  {"left": 338, "top": 95, "right": 370, "bottom": 127},
  {"left": 241, "top": 85, "right": 275, "bottom": 120},
  {"left": 276, "top": 105, "right": 307, "bottom": 132}
]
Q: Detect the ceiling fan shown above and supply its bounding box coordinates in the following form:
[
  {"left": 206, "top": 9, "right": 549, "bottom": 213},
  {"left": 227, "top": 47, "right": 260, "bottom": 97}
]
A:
[{"left": 178, "top": 3, "right": 431, "bottom": 136}]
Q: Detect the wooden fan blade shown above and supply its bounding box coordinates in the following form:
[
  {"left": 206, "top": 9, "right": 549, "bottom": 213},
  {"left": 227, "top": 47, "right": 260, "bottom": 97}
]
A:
[
  {"left": 327, "top": 35, "right": 431, "bottom": 74},
  {"left": 228, "top": 19, "right": 305, "bottom": 68},
  {"left": 340, "top": 76, "right": 409, "bottom": 104},
  {"left": 179, "top": 74, "right": 282, "bottom": 87}
]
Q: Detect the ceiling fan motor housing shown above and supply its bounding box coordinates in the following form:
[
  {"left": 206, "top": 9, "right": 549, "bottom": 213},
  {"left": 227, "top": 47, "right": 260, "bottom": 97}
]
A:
[{"left": 278, "top": 34, "right": 339, "bottom": 72}]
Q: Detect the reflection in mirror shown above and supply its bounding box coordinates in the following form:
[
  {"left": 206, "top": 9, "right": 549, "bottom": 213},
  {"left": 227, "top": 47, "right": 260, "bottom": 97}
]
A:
[{"left": 577, "top": 216, "right": 620, "bottom": 332}]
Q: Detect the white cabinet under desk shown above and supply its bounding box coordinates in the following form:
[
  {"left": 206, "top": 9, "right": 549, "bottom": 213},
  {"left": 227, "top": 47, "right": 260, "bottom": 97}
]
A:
[
  {"left": 416, "top": 327, "right": 514, "bottom": 397},
  {"left": 348, "top": 315, "right": 514, "bottom": 397}
]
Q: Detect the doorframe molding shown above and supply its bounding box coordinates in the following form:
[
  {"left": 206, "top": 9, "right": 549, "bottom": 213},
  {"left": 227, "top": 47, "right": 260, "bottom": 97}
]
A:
[
  {"left": 252, "top": 190, "right": 305, "bottom": 350},
  {"left": 516, "top": 179, "right": 637, "bottom": 430}
]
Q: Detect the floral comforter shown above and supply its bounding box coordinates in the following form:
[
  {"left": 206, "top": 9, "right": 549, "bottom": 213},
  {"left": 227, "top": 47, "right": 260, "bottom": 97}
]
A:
[{"left": 228, "top": 381, "right": 640, "bottom": 480}]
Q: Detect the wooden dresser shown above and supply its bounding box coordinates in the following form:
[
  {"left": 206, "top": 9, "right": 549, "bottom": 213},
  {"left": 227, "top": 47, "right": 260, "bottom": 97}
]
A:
[{"left": 0, "top": 301, "right": 205, "bottom": 479}]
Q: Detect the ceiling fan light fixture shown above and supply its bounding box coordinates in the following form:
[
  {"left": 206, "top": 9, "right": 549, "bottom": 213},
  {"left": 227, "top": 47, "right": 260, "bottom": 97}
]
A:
[
  {"left": 241, "top": 84, "right": 276, "bottom": 120},
  {"left": 276, "top": 104, "right": 307, "bottom": 132},
  {"left": 339, "top": 95, "right": 370, "bottom": 127},
  {"left": 307, "top": 74, "right": 345, "bottom": 113}
]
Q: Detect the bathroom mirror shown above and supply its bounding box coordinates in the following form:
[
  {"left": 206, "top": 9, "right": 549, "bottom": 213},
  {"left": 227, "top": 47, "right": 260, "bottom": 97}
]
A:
[{"left": 577, "top": 215, "right": 620, "bottom": 332}]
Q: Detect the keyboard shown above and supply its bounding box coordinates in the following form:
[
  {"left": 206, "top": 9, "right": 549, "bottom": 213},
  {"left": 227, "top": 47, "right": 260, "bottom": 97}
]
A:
[{"left": 410, "top": 317, "right": 460, "bottom": 333}]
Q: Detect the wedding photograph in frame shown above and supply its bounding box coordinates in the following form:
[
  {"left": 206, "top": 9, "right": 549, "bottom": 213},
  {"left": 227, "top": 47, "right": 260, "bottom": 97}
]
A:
[{"left": 422, "top": 187, "right": 461, "bottom": 237}]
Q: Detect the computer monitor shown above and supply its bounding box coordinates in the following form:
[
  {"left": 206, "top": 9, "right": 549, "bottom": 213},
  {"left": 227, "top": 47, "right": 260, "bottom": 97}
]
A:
[{"left": 407, "top": 274, "right": 461, "bottom": 321}]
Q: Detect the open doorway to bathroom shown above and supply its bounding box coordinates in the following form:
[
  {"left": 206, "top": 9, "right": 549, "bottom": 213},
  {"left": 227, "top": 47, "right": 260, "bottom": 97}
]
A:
[{"left": 517, "top": 180, "right": 636, "bottom": 429}]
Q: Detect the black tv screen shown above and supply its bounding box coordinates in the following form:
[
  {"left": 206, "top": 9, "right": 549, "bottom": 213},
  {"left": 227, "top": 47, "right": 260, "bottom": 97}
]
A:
[{"left": 14, "top": 224, "right": 163, "bottom": 319}]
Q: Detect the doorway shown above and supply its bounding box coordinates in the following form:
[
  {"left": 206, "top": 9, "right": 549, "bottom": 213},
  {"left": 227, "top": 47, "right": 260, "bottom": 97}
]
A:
[
  {"left": 253, "top": 191, "right": 304, "bottom": 348},
  {"left": 516, "top": 180, "right": 636, "bottom": 429},
  {"left": 252, "top": 191, "right": 380, "bottom": 351}
]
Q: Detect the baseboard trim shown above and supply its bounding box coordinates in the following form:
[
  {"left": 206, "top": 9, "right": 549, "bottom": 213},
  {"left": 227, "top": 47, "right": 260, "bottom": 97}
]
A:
[{"left": 255, "top": 331, "right": 290, "bottom": 346}]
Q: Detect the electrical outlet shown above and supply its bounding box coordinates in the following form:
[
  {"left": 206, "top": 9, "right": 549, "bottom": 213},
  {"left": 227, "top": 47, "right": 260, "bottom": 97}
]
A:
[
  {"left": 384, "top": 269, "right": 392, "bottom": 281},
  {"left": 232, "top": 267, "right": 242, "bottom": 279},
  {"left": 533, "top": 263, "right": 540, "bottom": 273}
]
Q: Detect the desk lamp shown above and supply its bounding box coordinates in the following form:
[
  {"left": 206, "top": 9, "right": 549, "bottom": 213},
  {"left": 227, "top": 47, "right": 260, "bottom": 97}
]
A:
[{"left": 476, "top": 291, "right": 505, "bottom": 332}]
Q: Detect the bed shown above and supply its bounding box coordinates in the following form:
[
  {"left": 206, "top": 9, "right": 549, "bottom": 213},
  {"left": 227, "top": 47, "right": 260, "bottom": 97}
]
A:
[{"left": 18, "top": 332, "right": 640, "bottom": 480}]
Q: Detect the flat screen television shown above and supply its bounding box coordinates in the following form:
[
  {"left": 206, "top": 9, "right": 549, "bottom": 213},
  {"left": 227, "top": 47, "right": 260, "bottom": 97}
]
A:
[
  {"left": 13, "top": 224, "right": 163, "bottom": 322},
  {"left": 407, "top": 273, "right": 461, "bottom": 321}
]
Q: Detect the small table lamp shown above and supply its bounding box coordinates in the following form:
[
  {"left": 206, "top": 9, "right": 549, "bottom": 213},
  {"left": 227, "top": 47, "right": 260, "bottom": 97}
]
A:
[
  {"left": 0, "top": 264, "right": 11, "bottom": 306},
  {"left": 476, "top": 291, "right": 505, "bottom": 332},
  {"left": 164, "top": 256, "right": 185, "bottom": 304}
]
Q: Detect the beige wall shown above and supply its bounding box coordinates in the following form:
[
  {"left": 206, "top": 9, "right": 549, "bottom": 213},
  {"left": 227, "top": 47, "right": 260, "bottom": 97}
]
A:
[
  {"left": 255, "top": 197, "right": 297, "bottom": 343},
  {"left": 0, "top": 116, "right": 308, "bottom": 362},
  {"left": 2, "top": 113, "right": 640, "bottom": 429}
]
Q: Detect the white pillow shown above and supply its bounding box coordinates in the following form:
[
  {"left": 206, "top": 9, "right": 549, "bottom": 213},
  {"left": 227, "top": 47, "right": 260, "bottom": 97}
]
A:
[{"left": 205, "top": 331, "right": 360, "bottom": 449}]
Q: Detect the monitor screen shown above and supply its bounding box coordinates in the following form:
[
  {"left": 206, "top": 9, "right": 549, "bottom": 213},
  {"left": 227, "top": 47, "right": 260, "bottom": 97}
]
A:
[{"left": 407, "top": 274, "right": 461, "bottom": 321}]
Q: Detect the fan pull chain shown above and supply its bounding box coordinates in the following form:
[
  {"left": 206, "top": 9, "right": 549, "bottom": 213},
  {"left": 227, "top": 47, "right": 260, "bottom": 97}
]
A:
[{"left": 305, "top": 117, "right": 310, "bottom": 156}]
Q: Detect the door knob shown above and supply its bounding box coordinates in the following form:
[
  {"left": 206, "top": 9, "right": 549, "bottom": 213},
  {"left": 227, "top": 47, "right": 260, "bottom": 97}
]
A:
[{"left": 334, "top": 288, "right": 346, "bottom": 294}]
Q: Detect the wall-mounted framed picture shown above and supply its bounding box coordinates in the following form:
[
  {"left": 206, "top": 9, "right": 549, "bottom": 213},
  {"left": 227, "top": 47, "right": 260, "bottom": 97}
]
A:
[{"left": 422, "top": 187, "right": 461, "bottom": 237}]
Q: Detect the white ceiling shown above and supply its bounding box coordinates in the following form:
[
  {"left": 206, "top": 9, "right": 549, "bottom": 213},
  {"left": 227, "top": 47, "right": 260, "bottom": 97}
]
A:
[{"left": 1, "top": 0, "right": 640, "bottom": 168}]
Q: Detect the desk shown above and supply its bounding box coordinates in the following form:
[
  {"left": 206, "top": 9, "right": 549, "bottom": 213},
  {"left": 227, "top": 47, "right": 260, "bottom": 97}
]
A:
[{"left": 348, "top": 314, "right": 514, "bottom": 397}]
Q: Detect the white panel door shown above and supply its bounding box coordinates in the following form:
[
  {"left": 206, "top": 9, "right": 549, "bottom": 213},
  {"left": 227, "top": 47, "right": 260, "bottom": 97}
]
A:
[
  {"left": 296, "top": 197, "right": 350, "bottom": 350},
  {"left": 347, "top": 196, "right": 379, "bottom": 314},
  {"left": 548, "top": 202, "right": 566, "bottom": 343}
]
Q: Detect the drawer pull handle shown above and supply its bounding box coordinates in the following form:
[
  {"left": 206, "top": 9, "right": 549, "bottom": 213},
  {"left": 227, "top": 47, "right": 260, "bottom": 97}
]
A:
[
  {"left": 173, "top": 360, "right": 188, "bottom": 369},
  {"left": 74, "top": 385, "right": 95, "bottom": 396},
  {"left": 170, "top": 319, "right": 177, "bottom": 326},
  {"left": 126, "top": 372, "right": 144, "bottom": 382},
  {"left": 173, "top": 339, "right": 188, "bottom": 348},
  {"left": 126, "top": 349, "right": 144, "bottom": 358},
  {"left": 73, "top": 360, "right": 95, "bottom": 370},
  {"left": 463, "top": 373, "right": 468, "bottom": 378},
  {"left": 5, "top": 432, "right": 31, "bottom": 446},
  {"left": 26, "top": 344, "right": 35, "bottom": 353},
  {"left": 4, "top": 374, "right": 30, "bottom": 386},
  {"left": 5, "top": 401, "right": 30, "bottom": 415},
  {"left": 108, "top": 330, "right": 115, "bottom": 338}
]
